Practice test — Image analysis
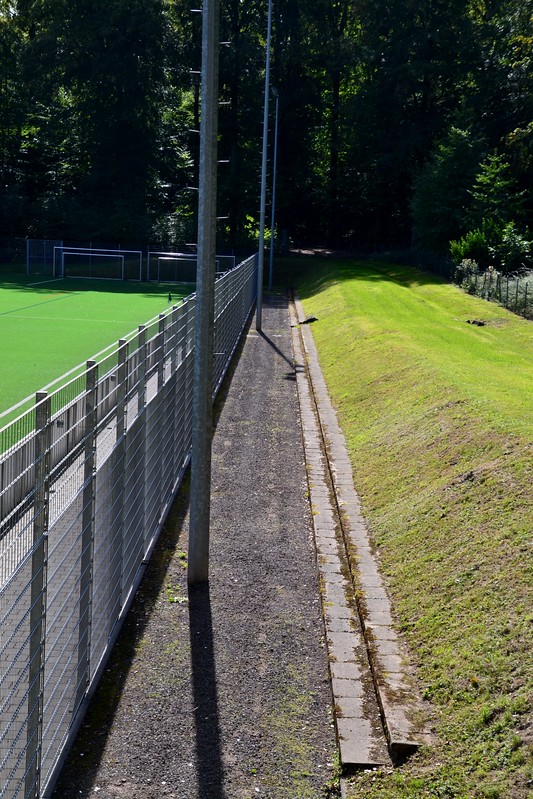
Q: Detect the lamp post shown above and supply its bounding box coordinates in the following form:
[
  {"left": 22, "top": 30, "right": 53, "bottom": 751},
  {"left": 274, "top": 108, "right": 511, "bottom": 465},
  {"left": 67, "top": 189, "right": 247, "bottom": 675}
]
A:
[
  {"left": 188, "top": 0, "right": 220, "bottom": 585},
  {"left": 255, "top": 0, "right": 272, "bottom": 331},
  {"left": 268, "top": 87, "right": 279, "bottom": 291}
]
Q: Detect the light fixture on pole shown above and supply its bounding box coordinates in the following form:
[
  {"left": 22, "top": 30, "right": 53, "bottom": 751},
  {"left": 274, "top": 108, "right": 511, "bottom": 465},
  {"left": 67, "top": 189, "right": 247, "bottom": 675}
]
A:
[{"left": 255, "top": 0, "right": 272, "bottom": 331}]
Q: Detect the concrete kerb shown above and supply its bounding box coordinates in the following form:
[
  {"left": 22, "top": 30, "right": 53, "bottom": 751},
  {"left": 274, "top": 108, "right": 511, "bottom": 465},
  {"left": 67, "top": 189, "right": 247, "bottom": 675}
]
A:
[
  {"left": 290, "top": 292, "right": 431, "bottom": 761},
  {"left": 289, "top": 299, "right": 390, "bottom": 770}
]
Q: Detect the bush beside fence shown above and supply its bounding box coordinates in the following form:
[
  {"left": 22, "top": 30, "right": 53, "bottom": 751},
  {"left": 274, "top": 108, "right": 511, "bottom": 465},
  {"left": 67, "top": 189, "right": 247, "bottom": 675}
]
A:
[
  {"left": 0, "top": 254, "right": 257, "bottom": 799},
  {"left": 454, "top": 262, "right": 532, "bottom": 319},
  {"left": 376, "top": 249, "right": 532, "bottom": 320}
]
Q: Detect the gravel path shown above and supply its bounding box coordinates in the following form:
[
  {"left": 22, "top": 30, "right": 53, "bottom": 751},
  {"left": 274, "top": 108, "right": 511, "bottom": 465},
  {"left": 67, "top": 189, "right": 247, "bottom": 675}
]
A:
[{"left": 51, "top": 294, "right": 338, "bottom": 799}]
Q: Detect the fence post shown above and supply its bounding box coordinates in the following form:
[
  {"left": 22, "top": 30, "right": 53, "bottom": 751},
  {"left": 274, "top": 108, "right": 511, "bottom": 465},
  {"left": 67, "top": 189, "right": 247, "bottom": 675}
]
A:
[
  {"left": 524, "top": 283, "right": 529, "bottom": 316},
  {"left": 116, "top": 339, "right": 127, "bottom": 441},
  {"left": 136, "top": 325, "right": 150, "bottom": 554},
  {"left": 158, "top": 313, "right": 166, "bottom": 390},
  {"left": 149, "top": 314, "right": 166, "bottom": 537},
  {"left": 170, "top": 305, "right": 179, "bottom": 378},
  {"left": 137, "top": 325, "right": 147, "bottom": 416},
  {"left": 179, "top": 301, "right": 190, "bottom": 476},
  {"left": 171, "top": 304, "right": 182, "bottom": 480},
  {"left": 113, "top": 341, "right": 128, "bottom": 614},
  {"left": 25, "top": 391, "right": 51, "bottom": 799},
  {"left": 515, "top": 278, "right": 519, "bottom": 310},
  {"left": 75, "top": 360, "right": 98, "bottom": 711}
]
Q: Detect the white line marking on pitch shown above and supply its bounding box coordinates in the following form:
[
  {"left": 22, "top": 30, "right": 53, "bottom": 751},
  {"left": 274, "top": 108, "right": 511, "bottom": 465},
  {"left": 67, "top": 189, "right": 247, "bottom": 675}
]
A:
[{"left": 27, "top": 278, "right": 64, "bottom": 287}]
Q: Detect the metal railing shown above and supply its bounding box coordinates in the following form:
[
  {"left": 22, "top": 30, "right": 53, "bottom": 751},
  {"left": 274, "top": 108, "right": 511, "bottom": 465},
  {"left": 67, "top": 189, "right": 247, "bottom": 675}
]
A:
[{"left": 0, "top": 254, "right": 257, "bottom": 799}]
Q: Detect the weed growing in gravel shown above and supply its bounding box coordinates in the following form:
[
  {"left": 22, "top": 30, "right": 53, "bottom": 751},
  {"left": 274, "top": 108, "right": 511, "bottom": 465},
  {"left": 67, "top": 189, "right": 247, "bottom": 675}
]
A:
[
  {"left": 261, "top": 661, "right": 332, "bottom": 798},
  {"left": 165, "top": 582, "right": 187, "bottom": 604}
]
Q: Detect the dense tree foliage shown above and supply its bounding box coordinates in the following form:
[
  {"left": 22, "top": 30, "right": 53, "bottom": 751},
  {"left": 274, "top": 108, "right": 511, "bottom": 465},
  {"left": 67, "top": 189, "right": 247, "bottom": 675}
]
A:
[{"left": 0, "top": 0, "right": 532, "bottom": 255}]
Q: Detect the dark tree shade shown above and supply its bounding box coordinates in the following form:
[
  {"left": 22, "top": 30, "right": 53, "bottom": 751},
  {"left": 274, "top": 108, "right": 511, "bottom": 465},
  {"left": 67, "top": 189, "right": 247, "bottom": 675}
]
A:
[{"left": 0, "top": 0, "right": 532, "bottom": 250}]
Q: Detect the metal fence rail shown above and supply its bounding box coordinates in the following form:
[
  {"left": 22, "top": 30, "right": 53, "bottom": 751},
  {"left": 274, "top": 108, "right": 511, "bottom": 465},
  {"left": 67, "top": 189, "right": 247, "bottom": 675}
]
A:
[{"left": 0, "top": 254, "right": 257, "bottom": 799}]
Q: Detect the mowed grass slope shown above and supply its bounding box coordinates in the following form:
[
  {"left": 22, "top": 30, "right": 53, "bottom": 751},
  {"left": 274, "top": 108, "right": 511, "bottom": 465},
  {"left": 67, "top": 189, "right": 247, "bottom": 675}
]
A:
[
  {"left": 0, "top": 273, "right": 190, "bottom": 413},
  {"left": 284, "top": 258, "right": 532, "bottom": 798}
]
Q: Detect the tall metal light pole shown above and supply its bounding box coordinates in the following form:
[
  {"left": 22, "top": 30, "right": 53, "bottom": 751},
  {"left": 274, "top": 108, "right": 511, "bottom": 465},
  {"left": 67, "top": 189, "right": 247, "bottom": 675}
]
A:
[
  {"left": 268, "top": 87, "right": 279, "bottom": 291},
  {"left": 255, "top": 0, "right": 272, "bottom": 331},
  {"left": 188, "top": 0, "right": 220, "bottom": 585}
]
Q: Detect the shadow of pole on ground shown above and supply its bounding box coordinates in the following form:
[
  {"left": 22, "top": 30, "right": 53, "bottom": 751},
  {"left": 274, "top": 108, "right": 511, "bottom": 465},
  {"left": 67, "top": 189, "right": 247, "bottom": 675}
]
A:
[{"left": 188, "top": 583, "right": 226, "bottom": 799}]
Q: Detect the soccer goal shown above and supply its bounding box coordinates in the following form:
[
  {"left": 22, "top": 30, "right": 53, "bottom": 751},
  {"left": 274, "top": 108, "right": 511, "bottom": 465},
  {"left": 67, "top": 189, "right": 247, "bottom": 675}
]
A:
[
  {"left": 53, "top": 247, "right": 143, "bottom": 281},
  {"left": 212, "top": 254, "right": 236, "bottom": 272},
  {"left": 147, "top": 251, "right": 236, "bottom": 283},
  {"left": 147, "top": 251, "right": 199, "bottom": 283}
]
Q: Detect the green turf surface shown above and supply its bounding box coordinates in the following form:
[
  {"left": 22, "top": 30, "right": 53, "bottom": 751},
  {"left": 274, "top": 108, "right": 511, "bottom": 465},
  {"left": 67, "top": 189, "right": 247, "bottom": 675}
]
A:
[
  {"left": 277, "top": 256, "right": 532, "bottom": 798},
  {"left": 0, "top": 271, "right": 193, "bottom": 414}
]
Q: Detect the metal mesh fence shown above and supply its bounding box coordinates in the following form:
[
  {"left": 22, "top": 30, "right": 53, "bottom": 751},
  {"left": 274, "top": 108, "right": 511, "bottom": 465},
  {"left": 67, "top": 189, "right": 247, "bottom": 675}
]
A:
[
  {"left": 457, "top": 266, "right": 533, "bottom": 319},
  {"left": 0, "top": 254, "right": 257, "bottom": 799}
]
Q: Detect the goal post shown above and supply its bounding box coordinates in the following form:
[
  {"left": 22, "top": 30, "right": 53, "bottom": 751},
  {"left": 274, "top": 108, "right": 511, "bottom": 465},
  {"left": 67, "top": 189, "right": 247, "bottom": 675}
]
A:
[
  {"left": 212, "top": 254, "right": 236, "bottom": 272},
  {"left": 147, "top": 251, "right": 196, "bottom": 283},
  {"left": 61, "top": 250, "right": 125, "bottom": 280},
  {"left": 147, "top": 250, "right": 234, "bottom": 283},
  {"left": 53, "top": 247, "right": 143, "bottom": 281}
]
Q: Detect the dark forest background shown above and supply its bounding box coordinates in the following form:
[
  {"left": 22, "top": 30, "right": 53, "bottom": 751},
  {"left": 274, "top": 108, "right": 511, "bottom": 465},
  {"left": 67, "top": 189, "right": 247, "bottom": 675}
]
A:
[{"left": 1, "top": 0, "right": 532, "bottom": 261}]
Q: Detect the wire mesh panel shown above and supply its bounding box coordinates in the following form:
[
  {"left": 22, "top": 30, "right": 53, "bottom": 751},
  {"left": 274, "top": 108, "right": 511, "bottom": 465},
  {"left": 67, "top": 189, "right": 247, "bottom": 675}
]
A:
[
  {"left": 213, "top": 255, "right": 257, "bottom": 395},
  {"left": 120, "top": 413, "right": 147, "bottom": 607},
  {"left": 0, "top": 254, "right": 257, "bottom": 798},
  {"left": 157, "top": 379, "right": 177, "bottom": 520},
  {"left": 26, "top": 240, "right": 63, "bottom": 277},
  {"left": 40, "top": 491, "right": 84, "bottom": 788},
  {"left": 0, "top": 552, "right": 33, "bottom": 799},
  {"left": 91, "top": 449, "right": 124, "bottom": 675},
  {"left": 144, "top": 391, "right": 164, "bottom": 547}
]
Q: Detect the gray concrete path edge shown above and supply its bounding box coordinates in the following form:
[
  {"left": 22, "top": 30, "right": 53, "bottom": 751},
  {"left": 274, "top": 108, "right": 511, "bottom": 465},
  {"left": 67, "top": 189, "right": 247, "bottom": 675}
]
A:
[{"left": 289, "top": 294, "right": 431, "bottom": 760}]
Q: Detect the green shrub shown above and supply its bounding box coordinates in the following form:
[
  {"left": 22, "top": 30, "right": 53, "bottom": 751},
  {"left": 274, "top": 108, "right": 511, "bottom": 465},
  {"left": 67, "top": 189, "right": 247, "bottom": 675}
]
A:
[
  {"left": 453, "top": 258, "right": 479, "bottom": 291},
  {"left": 450, "top": 220, "right": 532, "bottom": 274},
  {"left": 450, "top": 228, "right": 492, "bottom": 268},
  {"left": 498, "top": 222, "right": 532, "bottom": 273},
  {"left": 469, "top": 153, "right": 525, "bottom": 228}
]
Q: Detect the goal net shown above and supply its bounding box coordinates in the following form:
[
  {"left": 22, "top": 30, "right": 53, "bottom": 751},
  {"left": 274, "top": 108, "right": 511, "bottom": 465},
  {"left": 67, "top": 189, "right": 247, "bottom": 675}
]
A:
[
  {"left": 147, "top": 252, "right": 197, "bottom": 283},
  {"left": 53, "top": 247, "right": 143, "bottom": 281},
  {"left": 147, "top": 251, "right": 236, "bottom": 283}
]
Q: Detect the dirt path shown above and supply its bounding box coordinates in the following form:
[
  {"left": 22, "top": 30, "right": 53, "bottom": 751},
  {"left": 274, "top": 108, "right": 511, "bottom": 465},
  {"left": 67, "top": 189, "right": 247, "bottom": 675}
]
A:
[{"left": 50, "top": 294, "right": 338, "bottom": 799}]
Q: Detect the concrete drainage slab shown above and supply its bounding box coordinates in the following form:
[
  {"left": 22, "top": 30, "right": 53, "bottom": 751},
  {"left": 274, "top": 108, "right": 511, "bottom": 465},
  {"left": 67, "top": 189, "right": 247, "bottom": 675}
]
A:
[{"left": 289, "top": 293, "right": 431, "bottom": 770}]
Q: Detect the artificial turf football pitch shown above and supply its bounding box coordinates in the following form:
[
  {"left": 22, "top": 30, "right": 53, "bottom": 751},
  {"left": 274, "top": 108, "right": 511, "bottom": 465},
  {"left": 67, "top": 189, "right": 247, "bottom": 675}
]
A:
[{"left": 0, "top": 269, "right": 193, "bottom": 415}]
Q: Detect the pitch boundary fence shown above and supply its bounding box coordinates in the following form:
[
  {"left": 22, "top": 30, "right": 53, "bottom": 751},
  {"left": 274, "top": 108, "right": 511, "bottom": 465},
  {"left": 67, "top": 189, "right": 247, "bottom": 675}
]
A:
[{"left": 0, "top": 254, "right": 257, "bottom": 799}]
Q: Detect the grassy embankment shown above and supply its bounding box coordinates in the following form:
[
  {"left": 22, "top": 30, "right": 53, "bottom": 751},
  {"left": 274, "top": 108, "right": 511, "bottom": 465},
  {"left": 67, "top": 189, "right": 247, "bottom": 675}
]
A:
[{"left": 280, "top": 257, "right": 532, "bottom": 799}]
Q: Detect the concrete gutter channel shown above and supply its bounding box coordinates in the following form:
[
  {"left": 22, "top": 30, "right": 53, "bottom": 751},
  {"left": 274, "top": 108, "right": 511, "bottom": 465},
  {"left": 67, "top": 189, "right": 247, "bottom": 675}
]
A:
[{"left": 288, "top": 293, "right": 431, "bottom": 778}]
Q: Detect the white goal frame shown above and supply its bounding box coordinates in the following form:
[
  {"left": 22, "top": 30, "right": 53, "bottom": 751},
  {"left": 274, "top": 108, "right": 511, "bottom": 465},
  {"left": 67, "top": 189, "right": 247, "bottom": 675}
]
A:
[
  {"left": 147, "top": 251, "right": 199, "bottom": 283},
  {"left": 147, "top": 250, "right": 236, "bottom": 283},
  {"left": 53, "top": 246, "right": 143, "bottom": 281}
]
